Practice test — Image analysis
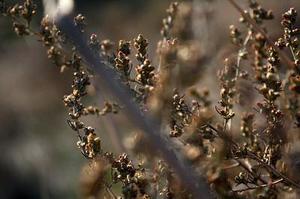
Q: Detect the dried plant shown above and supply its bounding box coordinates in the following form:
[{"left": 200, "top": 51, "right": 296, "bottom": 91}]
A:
[{"left": 2, "top": 0, "right": 300, "bottom": 198}]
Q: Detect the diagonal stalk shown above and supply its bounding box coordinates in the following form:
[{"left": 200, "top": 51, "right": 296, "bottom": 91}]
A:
[{"left": 56, "top": 15, "right": 212, "bottom": 199}]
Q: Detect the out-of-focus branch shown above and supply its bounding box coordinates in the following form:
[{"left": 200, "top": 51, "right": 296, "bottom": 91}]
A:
[{"left": 55, "top": 15, "right": 212, "bottom": 199}]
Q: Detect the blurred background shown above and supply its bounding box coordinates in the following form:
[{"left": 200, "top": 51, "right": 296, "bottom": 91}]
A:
[{"left": 0, "top": 0, "right": 300, "bottom": 198}]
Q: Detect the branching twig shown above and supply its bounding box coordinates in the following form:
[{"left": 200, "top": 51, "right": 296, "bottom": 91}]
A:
[
  {"left": 227, "top": 0, "right": 294, "bottom": 69},
  {"left": 205, "top": 123, "right": 300, "bottom": 189}
]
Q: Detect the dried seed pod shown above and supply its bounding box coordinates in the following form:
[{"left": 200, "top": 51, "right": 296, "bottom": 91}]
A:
[
  {"left": 161, "top": 2, "right": 179, "bottom": 39},
  {"left": 74, "top": 13, "right": 86, "bottom": 32}
]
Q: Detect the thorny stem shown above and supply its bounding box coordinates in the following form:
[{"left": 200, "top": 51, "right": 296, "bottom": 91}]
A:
[{"left": 227, "top": 0, "right": 294, "bottom": 70}]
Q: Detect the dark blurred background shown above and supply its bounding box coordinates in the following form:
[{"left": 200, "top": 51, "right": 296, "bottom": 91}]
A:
[{"left": 0, "top": 0, "right": 299, "bottom": 198}]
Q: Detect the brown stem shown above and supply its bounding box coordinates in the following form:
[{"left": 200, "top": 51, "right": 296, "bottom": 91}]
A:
[
  {"left": 247, "top": 152, "right": 300, "bottom": 189},
  {"left": 233, "top": 178, "right": 283, "bottom": 192}
]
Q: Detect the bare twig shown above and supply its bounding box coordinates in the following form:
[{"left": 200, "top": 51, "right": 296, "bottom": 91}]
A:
[
  {"left": 233, "top": 178, "right": 283, "bottom": 192},
  {"left": 104, "top": 183, "right": 118, "bottom": 199},
  {"left": 235, "top": 30, "right": 252, "bottom": 81}
]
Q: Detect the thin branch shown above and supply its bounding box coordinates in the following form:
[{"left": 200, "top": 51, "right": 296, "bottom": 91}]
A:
[
  {"left": 235, "top": 30, "right": 252, "bottom": 81},
  {"left": 104, "top": 183, "right": 118, "bottom": 199},
  {"left": 246, "top": 152, "right": 300, "bottom": 189},
  {"left": 205, "top": 123, "right": 300, "bottom": 189},
  {"left": 233, "top": 178, "right": 283, "bottom": 192},
  {"left": 222, "top": 162, "right": 240, "bottom": 170}
]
